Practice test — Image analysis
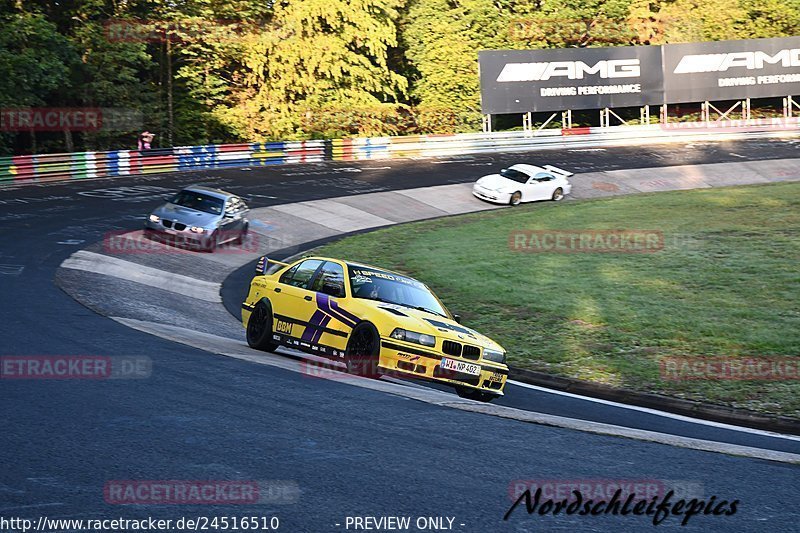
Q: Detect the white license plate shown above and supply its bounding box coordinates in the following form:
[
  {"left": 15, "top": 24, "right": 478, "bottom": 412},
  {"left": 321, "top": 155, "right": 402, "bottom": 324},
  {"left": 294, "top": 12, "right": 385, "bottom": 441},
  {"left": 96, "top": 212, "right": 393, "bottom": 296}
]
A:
[{"left": 440, "top": 357, "right": 480, "bottom": 376}]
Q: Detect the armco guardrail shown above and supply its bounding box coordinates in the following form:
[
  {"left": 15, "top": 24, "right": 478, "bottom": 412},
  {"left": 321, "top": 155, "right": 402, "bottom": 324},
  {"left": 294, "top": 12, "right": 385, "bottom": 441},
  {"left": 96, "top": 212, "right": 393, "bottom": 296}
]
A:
[
  {"left": 2, "top": 118, "right": 798, "bottom": 185},
  {"left": 0, "top": 141, "right": 326, "bottom": 184}
]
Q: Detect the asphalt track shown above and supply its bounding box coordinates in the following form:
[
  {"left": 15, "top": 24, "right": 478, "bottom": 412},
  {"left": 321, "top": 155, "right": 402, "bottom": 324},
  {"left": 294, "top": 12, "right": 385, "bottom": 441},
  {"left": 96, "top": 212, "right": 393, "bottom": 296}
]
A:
[{"left": 2, "top": 138, "right": 800, "bottom": 532}]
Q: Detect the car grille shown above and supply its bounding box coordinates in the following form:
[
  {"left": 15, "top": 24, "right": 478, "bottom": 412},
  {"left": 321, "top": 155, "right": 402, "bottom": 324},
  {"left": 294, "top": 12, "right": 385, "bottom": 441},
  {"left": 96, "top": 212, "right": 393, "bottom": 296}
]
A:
[
  {"left": 462, "top": 345, "right": 481, "bottom": 360},
  {"left": 442, "top": 340, "right": 461, "bottom": 356},
  {"left": 174, "top": 222, "right": 187, "bottom": 231},
  {"left": 441, "top": 341, "right": 480, "bottom": 361},
  {"left": 162, "top": 220, "right": 172, "bottom": 228}
]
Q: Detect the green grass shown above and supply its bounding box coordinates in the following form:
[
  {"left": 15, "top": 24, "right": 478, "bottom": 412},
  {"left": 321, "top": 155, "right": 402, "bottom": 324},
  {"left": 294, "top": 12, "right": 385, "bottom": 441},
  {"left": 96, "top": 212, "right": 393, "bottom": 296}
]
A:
[{"left": 315, "top": 182, "right": 800, "bottom": 417}]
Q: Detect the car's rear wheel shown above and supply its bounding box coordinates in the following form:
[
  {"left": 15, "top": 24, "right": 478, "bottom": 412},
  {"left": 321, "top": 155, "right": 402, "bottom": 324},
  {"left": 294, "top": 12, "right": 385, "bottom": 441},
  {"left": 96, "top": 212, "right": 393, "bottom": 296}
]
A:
[
  {"left": 509, "top": 191, "right": 522, "bottom": 206},
  {"left": 246, "top": 301, "right": 279, "bottom": 352},
  {"left": 552, "top": 187, "right": 564, "bottom": 201},
  {"left": 345, "top": 323, "right": 382, "bottom": 378},
  {"left": 455, "top": 386, "right": 497, "bottom": 403}
]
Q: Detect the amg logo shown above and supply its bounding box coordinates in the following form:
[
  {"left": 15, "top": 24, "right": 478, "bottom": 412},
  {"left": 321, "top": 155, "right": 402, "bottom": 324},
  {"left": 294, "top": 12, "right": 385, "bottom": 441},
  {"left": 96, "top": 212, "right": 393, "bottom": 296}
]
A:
[
  {"left": 496, "top": 59, "right": 640, "bottom": 82},
  {"left": 674, "top": 49, "right": 800, "bottom": 73}
]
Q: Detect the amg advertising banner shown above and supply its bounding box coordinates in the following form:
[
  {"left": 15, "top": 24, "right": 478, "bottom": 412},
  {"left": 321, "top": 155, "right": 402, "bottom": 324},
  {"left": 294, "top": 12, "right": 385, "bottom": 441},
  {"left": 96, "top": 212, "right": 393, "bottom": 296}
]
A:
[
  {"left": 478, "top": 46, "right": 664, "bottom": 114},
  {"left": 663, "top": 36, "right": 800, "bottom": 103}
]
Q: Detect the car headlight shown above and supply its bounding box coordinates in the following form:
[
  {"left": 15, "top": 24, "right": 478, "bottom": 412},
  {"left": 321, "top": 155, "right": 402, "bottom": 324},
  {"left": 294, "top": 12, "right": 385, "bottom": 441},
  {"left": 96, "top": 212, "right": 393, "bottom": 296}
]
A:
[
  {"left": 390, "top": 328, "right": 435, "bottom": 347},
  {"left": 190, "top": 226, "right": 205, "bottom": 233},
  {"left": 149, "top": 214, "right": 160, "bottom": 223},
  {"left": 483, "top": 348, "right": 506, "bottom": 364}
]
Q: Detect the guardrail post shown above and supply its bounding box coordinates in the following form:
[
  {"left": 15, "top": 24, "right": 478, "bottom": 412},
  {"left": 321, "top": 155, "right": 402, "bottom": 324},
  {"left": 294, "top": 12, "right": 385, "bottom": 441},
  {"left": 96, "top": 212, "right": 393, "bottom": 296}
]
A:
[
  {"left": 783, "top": 96, "right": 798, "bottom": 118},
  {"left": 640, "top": 105, "right": 650, "bottom": 125},
  {"left": 743, "top": 98, "right": 750, "bottom": 122},
  {"left": 522, "top": 112, "right": 532, "bottom": 137},
  {"left": 660, "top": 104, "right": 668, "bottom": 124},
  {"left": 561, "top": 110, "right": 572, "bottom": 130},
  {"left": 482, "top": 114, "right": 492, "bottom": 133}
]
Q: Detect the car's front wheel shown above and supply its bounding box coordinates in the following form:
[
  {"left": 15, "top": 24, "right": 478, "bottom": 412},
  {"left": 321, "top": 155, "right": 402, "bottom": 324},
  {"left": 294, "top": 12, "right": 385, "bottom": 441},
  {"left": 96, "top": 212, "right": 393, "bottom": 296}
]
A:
[
  {"left": 509, "top": 191, "right": 522, "bottom": 206},
  {"left": 202, "top": 231, "right": 219, "bottom": 253},
  {"left": 246, "top": 301, "right": 279, "bottom": 352},
  {"left": 455, "top": 386, "right": 497, "bottom": 403},
  {"left": 551, "top": 187, "right": 564, "bottom": 201},
  {"left": 234, "top": 223, "right": 249, "bottom": 245},
  {"left": 345, "top": 323, "right": 382, "bottom": 378}
]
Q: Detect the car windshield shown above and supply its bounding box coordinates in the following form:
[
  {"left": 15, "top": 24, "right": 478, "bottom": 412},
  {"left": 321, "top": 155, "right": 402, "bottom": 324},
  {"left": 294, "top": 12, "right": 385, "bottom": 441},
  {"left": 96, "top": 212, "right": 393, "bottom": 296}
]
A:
[
  {"left": 499, "top": 168, "right": 529, "bottom": 183},
  {"left": 348, "top": 266, "right": 448, "bottom": 318},
  {"left": 168, "top": 190, "right": 225, "bottom": 215}
]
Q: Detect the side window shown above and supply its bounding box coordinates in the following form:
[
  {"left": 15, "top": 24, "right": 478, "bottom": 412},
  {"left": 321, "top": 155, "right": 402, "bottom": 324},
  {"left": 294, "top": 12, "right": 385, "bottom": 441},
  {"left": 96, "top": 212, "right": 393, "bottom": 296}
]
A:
[
  {"left": 534, "top": 172, "right": 554, "bottom": 181},
  {"left": 311, "top": 261, "right": 345, "bottom": 298},
  {"left": 280, "top": 259, "right": 323, "bottom": 289},
  {"left": 278, "top": 264, "right": 300, "bottom": 284}
]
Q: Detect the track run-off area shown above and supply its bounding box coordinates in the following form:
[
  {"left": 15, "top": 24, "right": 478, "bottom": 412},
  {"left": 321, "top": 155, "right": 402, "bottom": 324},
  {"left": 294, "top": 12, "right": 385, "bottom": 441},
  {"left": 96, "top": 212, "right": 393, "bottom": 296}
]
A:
[{"left": 2, "top": 137, "right": 800, "bottom": 532}]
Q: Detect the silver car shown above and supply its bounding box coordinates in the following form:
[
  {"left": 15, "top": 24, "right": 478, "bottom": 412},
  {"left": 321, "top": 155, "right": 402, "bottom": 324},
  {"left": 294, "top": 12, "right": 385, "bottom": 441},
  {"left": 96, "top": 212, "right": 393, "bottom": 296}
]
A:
[{"left": 144, "top": 185, "right": 250, "bottom": 251}]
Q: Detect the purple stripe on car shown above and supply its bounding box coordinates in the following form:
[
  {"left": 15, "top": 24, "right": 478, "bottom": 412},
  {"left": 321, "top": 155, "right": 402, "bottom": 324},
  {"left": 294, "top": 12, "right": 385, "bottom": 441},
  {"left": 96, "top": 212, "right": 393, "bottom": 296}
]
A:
[
  {"left": 330, "top": 298, "right": 360, "bottom": 324},
  {"left": 316, "top": 293, "right": 358, "bottom": 328},
  {"left": 301, "top": 310, "right": 327, "bottom": 341},
  {"left": 311, "top": 315, "right": 331, "bottom": 343}
]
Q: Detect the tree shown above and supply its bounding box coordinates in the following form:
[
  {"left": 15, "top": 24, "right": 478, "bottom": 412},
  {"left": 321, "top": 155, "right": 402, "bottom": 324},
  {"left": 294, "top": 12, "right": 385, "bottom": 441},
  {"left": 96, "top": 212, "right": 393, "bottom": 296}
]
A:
[
  {"left": 0, "top": 10, "right": 78, "bottom": 154},
  {"left": 221, "top": 0, "right": 408, "bottom": 140}
]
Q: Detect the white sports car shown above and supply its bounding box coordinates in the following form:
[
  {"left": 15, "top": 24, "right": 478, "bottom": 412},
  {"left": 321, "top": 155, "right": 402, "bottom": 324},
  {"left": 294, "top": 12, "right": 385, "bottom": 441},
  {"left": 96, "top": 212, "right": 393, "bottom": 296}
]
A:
[{"left": 472, "top": 164, "right": 573, "bottom": 206}]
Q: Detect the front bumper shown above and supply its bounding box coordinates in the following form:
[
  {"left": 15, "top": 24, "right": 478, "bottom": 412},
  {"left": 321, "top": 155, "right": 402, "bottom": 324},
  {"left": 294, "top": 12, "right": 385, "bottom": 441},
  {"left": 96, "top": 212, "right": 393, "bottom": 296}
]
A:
[
  {"left": 144, "top": 220, "right": 211, "bottom": 247},
  {"left": 472, "top": 186, "right": 511, "bottom": 205},
  {"left": 378, "top": 338, "right": 508, "bottom": 395}
]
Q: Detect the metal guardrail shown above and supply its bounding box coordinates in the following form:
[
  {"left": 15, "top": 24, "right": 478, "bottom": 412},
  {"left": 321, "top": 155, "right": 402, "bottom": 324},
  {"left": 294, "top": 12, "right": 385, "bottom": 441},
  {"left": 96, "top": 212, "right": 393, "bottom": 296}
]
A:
[{"left": 2, "top": 119, "right": 798, "bottom": 185}]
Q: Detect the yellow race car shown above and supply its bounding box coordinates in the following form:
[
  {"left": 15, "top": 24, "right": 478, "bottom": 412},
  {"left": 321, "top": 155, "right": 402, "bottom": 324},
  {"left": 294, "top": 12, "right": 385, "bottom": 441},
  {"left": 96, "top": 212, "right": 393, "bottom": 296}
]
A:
[{"left": 242, "top": 256, "right": 508, "bottom": 402}]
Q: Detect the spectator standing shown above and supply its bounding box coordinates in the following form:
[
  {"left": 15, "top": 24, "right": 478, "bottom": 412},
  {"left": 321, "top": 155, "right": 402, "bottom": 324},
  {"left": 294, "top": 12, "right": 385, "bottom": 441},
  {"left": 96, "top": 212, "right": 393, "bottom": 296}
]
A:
[{"left": 138, "top": 131, "right": 155, "bottom": 151}]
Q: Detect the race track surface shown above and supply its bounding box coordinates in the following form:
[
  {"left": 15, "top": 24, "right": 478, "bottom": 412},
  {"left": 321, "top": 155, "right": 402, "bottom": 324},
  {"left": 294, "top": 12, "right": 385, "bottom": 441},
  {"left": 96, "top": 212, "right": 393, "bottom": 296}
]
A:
[{"left": 2, "top": 138, "right": 799, "bottom": 532}]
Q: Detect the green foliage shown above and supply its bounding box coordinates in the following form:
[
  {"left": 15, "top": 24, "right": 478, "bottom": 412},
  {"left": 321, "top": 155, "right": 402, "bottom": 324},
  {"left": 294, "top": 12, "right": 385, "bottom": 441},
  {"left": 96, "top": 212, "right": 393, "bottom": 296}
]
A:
[
  {"left": 0, "top": 0, "right": 797, "bottom": 152},
  {"left": 222, "top": 0, "right": 408, "bottom": 140},
  {"left": 0, "top": 12, "right": 76, "bottom": 107}
]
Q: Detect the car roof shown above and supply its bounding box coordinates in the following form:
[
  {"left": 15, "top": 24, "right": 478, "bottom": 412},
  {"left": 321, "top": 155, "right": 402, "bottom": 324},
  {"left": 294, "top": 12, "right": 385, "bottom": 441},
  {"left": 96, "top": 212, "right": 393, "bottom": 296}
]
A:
[
  {"left": 298, "top": 257, "right": 415, "bottom": 280},
  {"left": 182, "top": 184, "right": 236, "bottom": 200},
  {"left": 508, "top": 163, "right": 549, "bottom": 175}
]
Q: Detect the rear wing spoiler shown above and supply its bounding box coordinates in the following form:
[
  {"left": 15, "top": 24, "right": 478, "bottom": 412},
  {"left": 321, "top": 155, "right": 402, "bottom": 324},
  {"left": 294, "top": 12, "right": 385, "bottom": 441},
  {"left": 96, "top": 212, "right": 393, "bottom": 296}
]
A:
[
  {"left": 255, "top": 255, "right": 289, "bottom": 275},
  {"left": 543, "top": 165, "right": 574, "bottom": 178}
]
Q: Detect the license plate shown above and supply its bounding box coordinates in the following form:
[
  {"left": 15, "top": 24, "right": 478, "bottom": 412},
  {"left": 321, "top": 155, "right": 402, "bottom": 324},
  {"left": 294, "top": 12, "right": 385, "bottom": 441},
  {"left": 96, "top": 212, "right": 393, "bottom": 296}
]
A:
[{"left": 440, "top": 357, "right": 480, "bottom": 376}]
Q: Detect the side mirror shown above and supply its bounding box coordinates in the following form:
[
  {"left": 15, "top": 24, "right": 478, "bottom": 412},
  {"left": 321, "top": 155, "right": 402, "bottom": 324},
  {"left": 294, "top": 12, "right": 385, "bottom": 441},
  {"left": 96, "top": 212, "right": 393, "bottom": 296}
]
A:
[
  {"left": 453, "top": 314, "right": 461, "bottom": 324},
  {"left": 255, "top": 256, "right": 269, "bottom": 276}
]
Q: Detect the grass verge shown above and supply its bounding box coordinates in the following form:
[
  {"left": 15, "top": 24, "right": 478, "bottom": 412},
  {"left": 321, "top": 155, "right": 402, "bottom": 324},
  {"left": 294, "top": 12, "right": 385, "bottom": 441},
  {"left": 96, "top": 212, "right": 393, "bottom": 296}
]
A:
[{"left": 315, "top": 181, "right": 800, "bottom": 417}]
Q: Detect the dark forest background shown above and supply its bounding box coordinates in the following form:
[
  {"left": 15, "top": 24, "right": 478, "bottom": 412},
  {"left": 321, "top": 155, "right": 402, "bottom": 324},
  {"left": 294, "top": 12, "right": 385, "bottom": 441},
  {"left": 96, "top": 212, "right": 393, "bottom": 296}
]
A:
[{"left": 1, "top": 0, "right": 797, "bottom": 154}]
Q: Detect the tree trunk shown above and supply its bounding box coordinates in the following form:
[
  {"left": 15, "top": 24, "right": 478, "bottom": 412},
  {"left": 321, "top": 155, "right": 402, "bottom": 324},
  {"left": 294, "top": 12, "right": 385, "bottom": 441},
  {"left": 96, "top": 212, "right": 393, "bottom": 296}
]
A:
[
  {"left": 64, "top": 129, "right": 74, "bottom": 153},
  {"left": 167, "top": 37, "right": 174, "bottom": 147}
]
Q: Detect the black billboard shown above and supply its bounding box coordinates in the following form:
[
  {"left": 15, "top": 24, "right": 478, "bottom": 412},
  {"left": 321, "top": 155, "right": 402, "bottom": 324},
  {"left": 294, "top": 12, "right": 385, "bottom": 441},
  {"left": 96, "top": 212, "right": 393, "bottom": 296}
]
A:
[
  {"left": 479, "top": 46, "right": 665, "bottom": 114},
  {"left": 663, "top": 36, "right": 800, "bottom": 104}
]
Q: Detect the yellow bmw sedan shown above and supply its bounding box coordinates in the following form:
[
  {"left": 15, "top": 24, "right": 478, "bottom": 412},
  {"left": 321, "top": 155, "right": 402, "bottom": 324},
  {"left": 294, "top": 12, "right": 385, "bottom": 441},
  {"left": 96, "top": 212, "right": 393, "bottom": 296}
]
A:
[{"left": 242, "top": 256, "right": 508, "bottom": 402}]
